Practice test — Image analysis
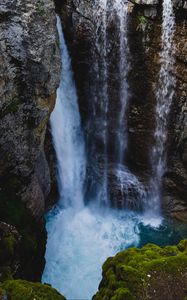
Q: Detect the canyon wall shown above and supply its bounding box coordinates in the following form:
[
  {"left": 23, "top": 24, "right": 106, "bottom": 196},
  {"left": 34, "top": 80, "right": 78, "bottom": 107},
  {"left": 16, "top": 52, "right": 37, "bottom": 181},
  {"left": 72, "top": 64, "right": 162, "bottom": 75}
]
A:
[{"left": 0, "top": 0, "right": 60, "bottom": 280}]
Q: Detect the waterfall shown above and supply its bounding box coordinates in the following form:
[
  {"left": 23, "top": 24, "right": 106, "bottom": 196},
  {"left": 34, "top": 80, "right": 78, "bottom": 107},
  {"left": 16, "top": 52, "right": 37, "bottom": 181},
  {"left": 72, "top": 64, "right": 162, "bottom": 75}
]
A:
[
  {"left": 114, "top": 0, "right": 130, "bottom": 164},
  {"left": 96, "top": 0, "right": 109, "bottom": 206},
  {"left": 42, "top": 13, "right": 140, "bottom": 300},
  {"left": 42, "top": 2, "right": 182, "bottom": 299},
  {"left": 50, "top": 17, "right": 86, "bottom": 210},
  {"left": 93, "top": 0, "right": 145, "bottom": 210},
  {"left": 112, "top": 1, "right": 146, "bottom": 209},
  {"left": 147, "top": 0, "right": 176, "bottom": 217}
]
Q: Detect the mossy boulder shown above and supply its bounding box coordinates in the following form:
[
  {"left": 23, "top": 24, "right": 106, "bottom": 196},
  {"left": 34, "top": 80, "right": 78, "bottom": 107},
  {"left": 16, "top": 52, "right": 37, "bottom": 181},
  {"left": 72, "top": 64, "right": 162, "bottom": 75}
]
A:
[
  {"left": 0, "top": 280, "right": 66, "bottom": 300},
  {"left": 93, "top": 240, "right": 187, "bottom": 300}
]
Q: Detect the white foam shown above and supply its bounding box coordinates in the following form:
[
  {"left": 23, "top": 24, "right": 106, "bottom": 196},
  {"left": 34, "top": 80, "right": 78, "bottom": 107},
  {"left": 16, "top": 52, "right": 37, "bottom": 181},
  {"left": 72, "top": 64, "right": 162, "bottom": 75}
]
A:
[
  {"left": 42, "top": 207, "right": 140, "bottom": 299},
  {"left": 141, "top": 212, "right": 163, "bottom": 228}
]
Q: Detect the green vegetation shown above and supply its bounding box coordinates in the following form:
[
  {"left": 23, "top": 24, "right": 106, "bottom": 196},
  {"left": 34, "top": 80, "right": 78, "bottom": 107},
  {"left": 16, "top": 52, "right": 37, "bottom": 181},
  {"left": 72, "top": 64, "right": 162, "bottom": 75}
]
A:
[
  {"left": 136, "top": 16, "right": 148, "bottom": 32},
  {"left": 0, "top": 185, "right": 45, "bottom": 281},
  {"left": 1, "top": 98, "right": 21, "bottom": 118},
  {"left": 93, "top": 240, "right": 187, "bottom": 300},
  {"left": 36, "top": 1, "right": 45, "bottom": 15},
  {"left": 0, "top": 192, "right": 27, "bottom": 229},
  {"left": 0, "top": 280, "right": 66, "bottom": 300},
  {"left": 138, "top": 15, "right": 147, "bottom": 24}
]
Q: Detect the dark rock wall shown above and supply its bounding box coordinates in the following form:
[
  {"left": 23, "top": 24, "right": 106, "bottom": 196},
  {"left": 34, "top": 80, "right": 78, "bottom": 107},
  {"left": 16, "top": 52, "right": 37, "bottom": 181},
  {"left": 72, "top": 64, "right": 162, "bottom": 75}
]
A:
[
  {"left": 127, "top": 2, "right": 187, "bottom": 221},
  {"left": 0, "top": 0, "right": 60, "bottom": 218},
  {"left": 0, "top": 0, "right": 61, "bottom": 280}
]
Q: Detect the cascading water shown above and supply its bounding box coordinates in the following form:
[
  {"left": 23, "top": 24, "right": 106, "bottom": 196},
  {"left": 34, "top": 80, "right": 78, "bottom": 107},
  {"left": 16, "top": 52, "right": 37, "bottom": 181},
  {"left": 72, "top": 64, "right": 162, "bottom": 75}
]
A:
[
  {"left": 147, "top": 0, "right": 176, "bottom": 218},
  {"left": 42, "top": 12, "right": 141, "bottom": 300},
  {"left": 96, "top": 0, "right": 109, "bottom": 205},
  {"left": 92, "top": 0, "right": 145, "bottom": 210},
  {"left": 114, "top": 0, "right": 130, "bottom": 164},
  {"left": 112, "top": 0, "right": 146, "bottom": 209},
  {"left": 49, "top": 17, "right": 86, "bottom": 211}
]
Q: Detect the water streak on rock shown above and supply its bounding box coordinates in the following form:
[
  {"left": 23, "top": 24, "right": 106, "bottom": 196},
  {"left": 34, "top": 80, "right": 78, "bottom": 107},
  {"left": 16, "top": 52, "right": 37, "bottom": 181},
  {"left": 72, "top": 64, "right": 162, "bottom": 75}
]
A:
[{"left": 148, "top": 0, "right": 176, "bottom": 217}]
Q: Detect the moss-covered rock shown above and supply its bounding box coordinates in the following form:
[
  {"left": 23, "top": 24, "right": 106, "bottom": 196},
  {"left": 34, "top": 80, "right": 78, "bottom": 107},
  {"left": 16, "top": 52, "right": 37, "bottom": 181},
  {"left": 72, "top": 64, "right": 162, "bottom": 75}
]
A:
[
  {"left": 93, "top": 240, "right": 187, "bottom": 300},
  {"left": 0, "top": 280, "right": 66, "bottom": 300},
  {"left": 0, "top": 190, "right": 46, "bottom": 282},
  {"left": 0, "top": 222, "right": 21, "bottom": 281}
]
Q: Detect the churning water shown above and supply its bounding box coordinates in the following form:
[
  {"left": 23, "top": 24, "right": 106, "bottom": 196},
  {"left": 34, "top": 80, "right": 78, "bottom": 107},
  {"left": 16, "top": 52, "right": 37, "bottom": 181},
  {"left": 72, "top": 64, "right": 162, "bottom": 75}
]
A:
[{"left": 43, "top": 206, "right": 141, "bottom": 299}]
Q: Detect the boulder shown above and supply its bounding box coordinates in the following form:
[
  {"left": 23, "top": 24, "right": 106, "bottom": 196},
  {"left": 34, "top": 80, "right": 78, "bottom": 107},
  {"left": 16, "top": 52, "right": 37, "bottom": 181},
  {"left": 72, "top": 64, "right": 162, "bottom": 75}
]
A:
[{"left": 93, "top": 240, "right": 187, "bottom": 300}]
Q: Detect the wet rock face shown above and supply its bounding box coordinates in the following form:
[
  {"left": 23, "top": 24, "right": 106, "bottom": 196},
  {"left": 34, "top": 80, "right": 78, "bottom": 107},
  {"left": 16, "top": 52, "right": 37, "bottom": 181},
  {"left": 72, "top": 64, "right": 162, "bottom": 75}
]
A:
[
  {"left": 163, "top": 16, "right": 187, "bottom": 222},
  {"left": 59, "top": 1, "right": 187, "bottom": 221},
  {"left": 0, "top": 0, "right": 60, "bottom": 218},
  {"left": 132, "top": 0, "right": 158, "bottom": 5}
]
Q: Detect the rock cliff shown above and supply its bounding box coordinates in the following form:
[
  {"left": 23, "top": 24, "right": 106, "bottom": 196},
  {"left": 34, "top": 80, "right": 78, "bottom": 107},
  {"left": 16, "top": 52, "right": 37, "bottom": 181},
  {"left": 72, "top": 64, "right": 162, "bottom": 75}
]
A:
[
  {"left": 0, "top": 0, "right": 60, "bottom": 280},
  {"left": 0, "top": 0, "right": 60, "bottom": 218}
]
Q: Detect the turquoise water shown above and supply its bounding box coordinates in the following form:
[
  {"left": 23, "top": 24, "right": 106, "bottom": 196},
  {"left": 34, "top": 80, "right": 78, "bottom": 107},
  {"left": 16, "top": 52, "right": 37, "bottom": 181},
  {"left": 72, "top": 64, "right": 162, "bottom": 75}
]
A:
[
  {"left": 42, "top": 204, "right": 187, "bottom": 300},
  {"left": 139, "top": 218, "right": 187, "bottom": 248}
]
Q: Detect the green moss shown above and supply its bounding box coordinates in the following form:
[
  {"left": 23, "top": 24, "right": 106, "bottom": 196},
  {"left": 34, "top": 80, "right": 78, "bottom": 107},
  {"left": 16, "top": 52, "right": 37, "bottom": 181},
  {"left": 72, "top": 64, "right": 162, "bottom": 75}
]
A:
[
  {"left": 1, "top": 280, "right": 66, "bottom": 300},
  {"left": 1, "top": 98, "right": 20, "bottom": 117},
  {"left": 111, "top": 288, "right": 134, "bottom": 300},
  {"left": 1, "top": 266, "right": 13, "bottom": 281},
  {"left": 36, "top": 1, "right": 45, "bottom": 15},
  {"left": 0, "top": 234, "right": 16, "bottom": 261},
  {"left": 136, "top": 15, "right": 148, "bottom": 32},
  {"left": 178, "top": 240, "right": 187, "bottom": 252},
  {"left": 138, "top": 16, "right": 147, "bottom": 24},
  {"left": 4, "top": 236, "right": 17, "bottom": 256},
  {"left": 0, "top": 187, "right": 45, "bottom": 281},
  {"left": 94, "top": 240, "right": 187, "bottom": 300},
  {"left": 0, "top": 223, "right": 19, "bottom": 281},
  {"left": 0, "top": 190, "right": 28, "bottom": 230}
]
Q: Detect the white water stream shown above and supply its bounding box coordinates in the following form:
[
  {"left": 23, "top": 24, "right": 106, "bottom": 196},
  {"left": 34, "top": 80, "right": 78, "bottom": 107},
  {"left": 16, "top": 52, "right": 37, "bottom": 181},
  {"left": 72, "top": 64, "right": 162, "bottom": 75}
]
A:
[
  {"left": 42, "top": 15, "right": 140, "bottom": 300},
  {"left": 147, "top": 0, "right": 176, "bottom": 218},
  {"left": 114, "top": 0, "right": 130, "bottom": 164},
  {"left": 49, "top": 16, "right": 86, "bottom": 210},
  {"left": 95, "top": 0, "right": 109, "bottom": 206}
]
